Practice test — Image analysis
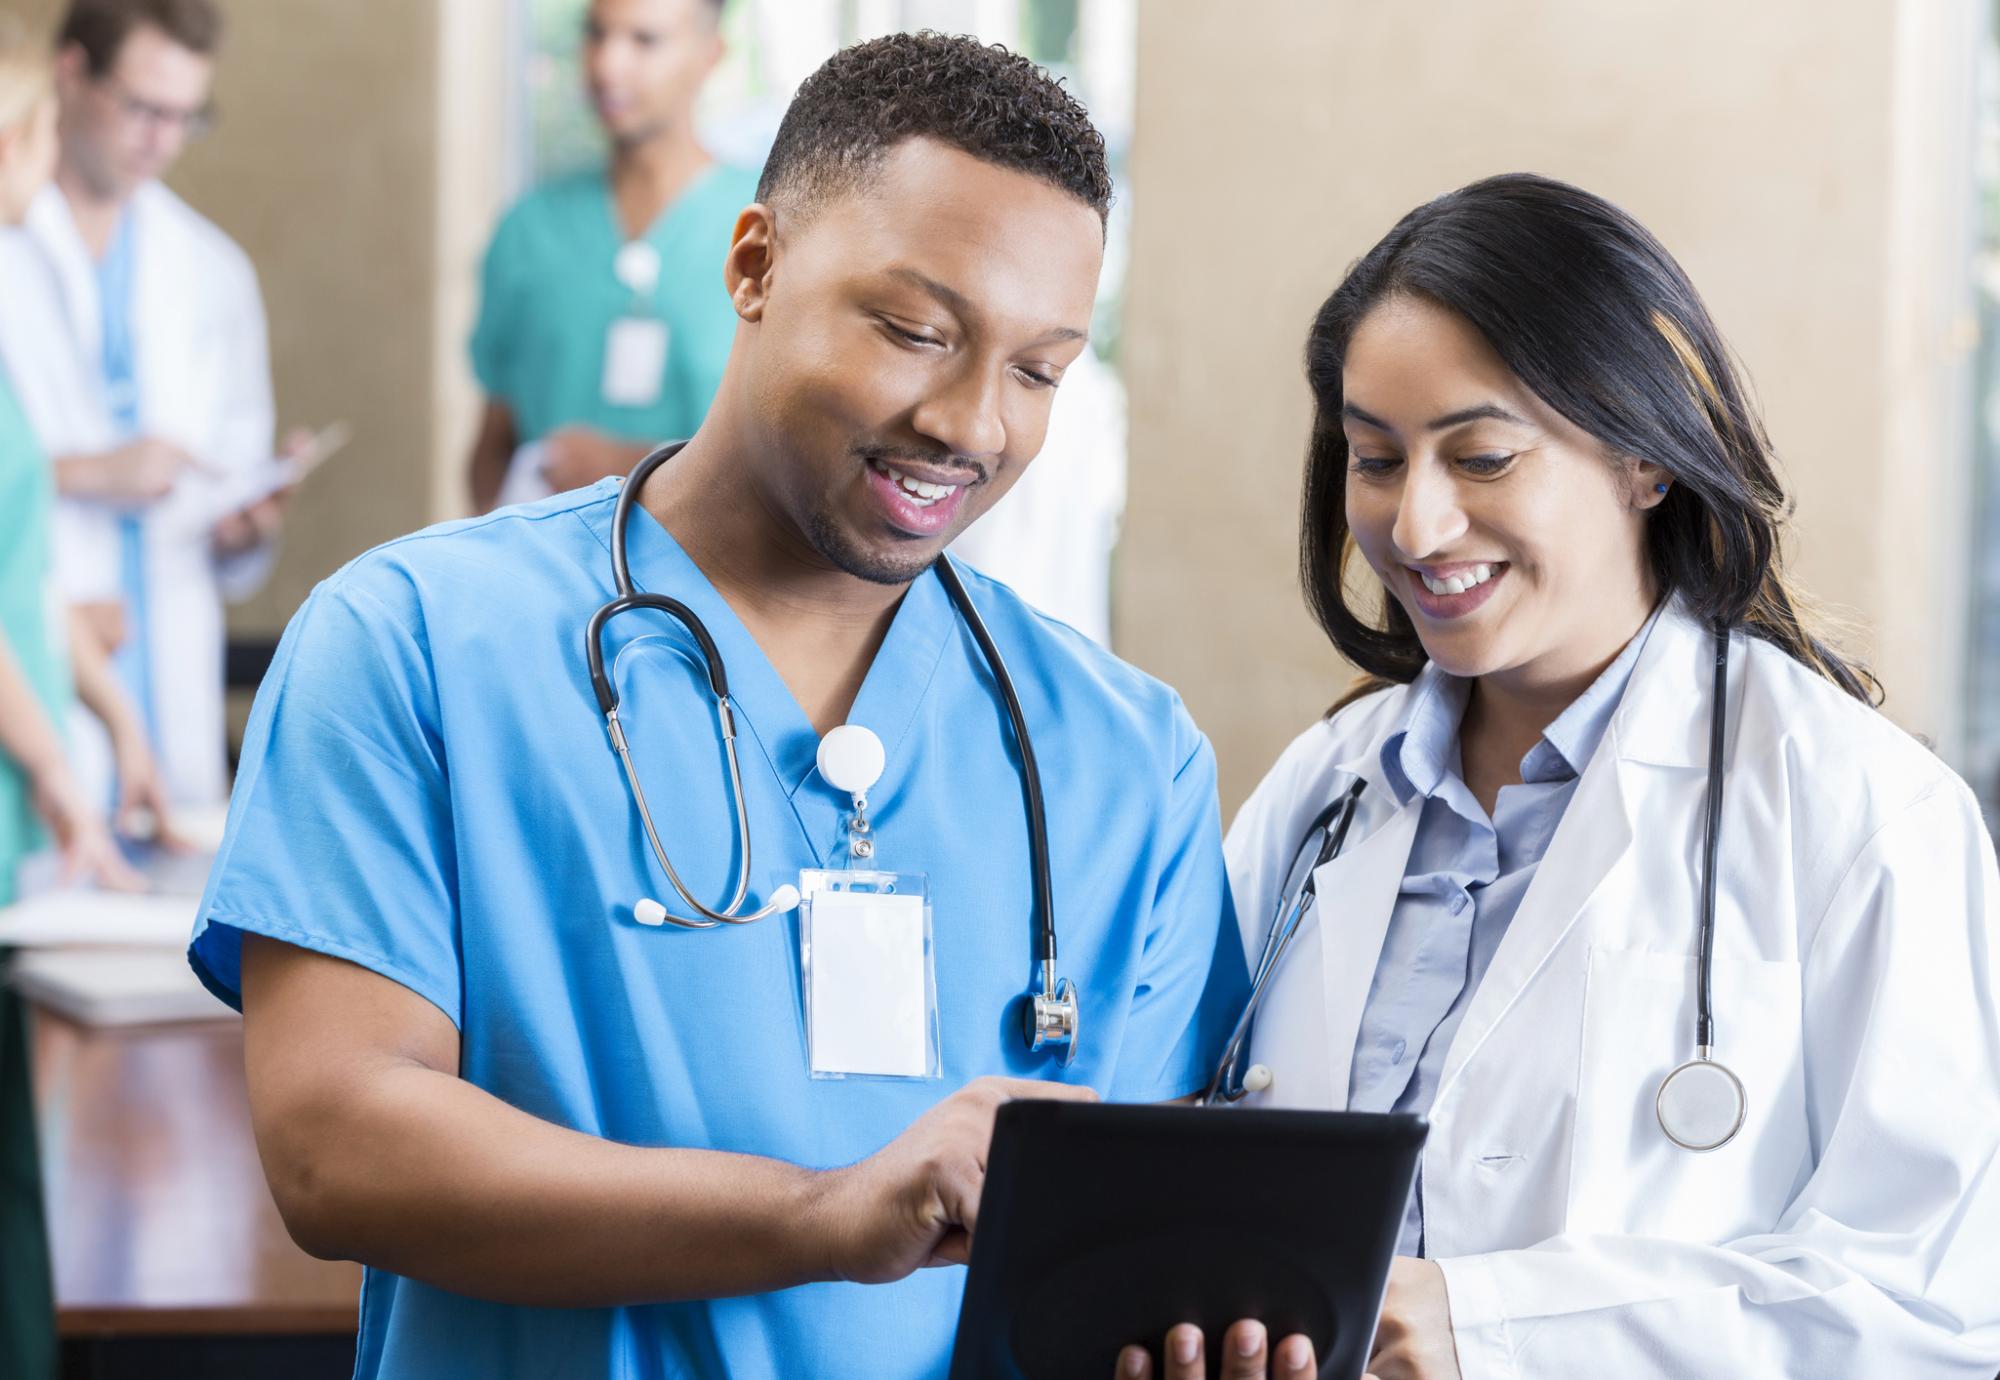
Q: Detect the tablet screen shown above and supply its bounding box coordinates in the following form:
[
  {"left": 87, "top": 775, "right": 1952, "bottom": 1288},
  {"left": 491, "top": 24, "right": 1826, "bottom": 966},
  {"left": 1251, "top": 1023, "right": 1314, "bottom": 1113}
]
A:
[{"left": 950, "top": 1101, "right": 1425, "bottom": 1380}]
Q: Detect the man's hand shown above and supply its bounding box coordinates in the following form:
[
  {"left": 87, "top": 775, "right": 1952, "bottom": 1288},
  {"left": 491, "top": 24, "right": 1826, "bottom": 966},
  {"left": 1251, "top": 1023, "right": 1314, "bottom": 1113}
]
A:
[
  {"left": 108, "top": 721, "right": 180, "bottom": 848},
  {"left": 212, "top": 426, "right": 310, "bottom": 556},
  {"left": 537, "top": 426, "right": 646, "bottom": 494},
  {"left": 58, "top": 438, "right": 210, "bottom": 504},
  {"left": 806, "top": 1075, "right": 1098, "bottom": 1285},
  {"left": 211, "top": 491, "right": 287, "bottom": 557}
]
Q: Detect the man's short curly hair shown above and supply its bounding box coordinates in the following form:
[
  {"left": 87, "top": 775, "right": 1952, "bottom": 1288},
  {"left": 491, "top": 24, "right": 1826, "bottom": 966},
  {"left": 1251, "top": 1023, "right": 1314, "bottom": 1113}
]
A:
[{"left": 756, "top": 31, "right": 1112, "bottom": 228}]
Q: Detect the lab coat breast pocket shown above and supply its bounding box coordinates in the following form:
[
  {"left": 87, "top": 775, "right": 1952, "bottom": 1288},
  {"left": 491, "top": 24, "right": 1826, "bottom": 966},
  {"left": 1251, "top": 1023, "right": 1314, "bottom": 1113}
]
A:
[{"left": 1566, "top": 947, "right": 1808, "bottom": 1242}]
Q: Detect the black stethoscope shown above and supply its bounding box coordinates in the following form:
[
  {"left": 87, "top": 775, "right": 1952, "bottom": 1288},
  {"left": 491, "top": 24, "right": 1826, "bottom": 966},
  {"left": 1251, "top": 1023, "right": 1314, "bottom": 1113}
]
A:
[
  {"left": 1207, "top": 623, "right": 1747, "bottom": 1154},
  {"left": 584, "top": 443, "right": 1080, "bottom": 1064}
]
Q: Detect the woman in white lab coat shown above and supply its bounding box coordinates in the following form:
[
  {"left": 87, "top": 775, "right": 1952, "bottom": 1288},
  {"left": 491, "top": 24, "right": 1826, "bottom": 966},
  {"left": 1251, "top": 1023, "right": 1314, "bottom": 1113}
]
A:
[{"left": 1121, "top": 174, "right": 2000, "bottom": 1380}]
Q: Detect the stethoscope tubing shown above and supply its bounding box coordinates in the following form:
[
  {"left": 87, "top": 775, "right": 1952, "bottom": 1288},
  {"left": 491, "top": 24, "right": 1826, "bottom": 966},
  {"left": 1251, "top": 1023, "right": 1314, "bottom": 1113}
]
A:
[{"left": 591, "top": 443, "right": 1071, "bottom": 1051}]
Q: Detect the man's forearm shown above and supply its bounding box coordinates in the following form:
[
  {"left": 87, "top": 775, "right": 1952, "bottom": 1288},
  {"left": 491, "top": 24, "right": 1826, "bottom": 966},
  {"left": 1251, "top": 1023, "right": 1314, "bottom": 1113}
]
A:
[{"left": 256, "top": 1054, "right": 840, "bottom": 1306}]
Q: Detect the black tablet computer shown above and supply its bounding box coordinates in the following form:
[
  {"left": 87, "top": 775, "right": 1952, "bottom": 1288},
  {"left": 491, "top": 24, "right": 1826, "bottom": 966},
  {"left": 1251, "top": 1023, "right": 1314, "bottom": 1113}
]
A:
[{"left": 948, "top": 1101, "right": 1427, "bottom": 1380}]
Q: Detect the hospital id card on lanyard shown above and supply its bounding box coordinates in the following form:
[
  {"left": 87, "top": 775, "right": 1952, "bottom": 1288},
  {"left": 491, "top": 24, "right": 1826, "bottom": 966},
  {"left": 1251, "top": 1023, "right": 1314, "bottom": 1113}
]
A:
[
  {"left": 602, "top": 241, "right": 668, "bottom": 408},
  {"left": 798, "top": 724, "right": 941, "bottom": 1080},
  {"left": 800, "top": 869, "right": 940, "bottom": 1080}
]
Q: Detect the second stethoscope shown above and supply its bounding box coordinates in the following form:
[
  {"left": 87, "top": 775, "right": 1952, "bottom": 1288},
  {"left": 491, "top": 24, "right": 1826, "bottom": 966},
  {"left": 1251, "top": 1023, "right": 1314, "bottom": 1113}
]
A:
[
  {"left": 583, "top": 442, "right": 1080, "bottom": 1063},
  {"left": 1207, "top": 624, "right": 1748, "bottom": 1154}
]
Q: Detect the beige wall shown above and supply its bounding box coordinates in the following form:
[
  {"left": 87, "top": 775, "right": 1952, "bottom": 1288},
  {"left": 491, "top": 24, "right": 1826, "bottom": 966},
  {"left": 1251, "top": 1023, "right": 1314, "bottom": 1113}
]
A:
[{"left": 1119, "top": 0, "right": 1977, "bottom": 813}]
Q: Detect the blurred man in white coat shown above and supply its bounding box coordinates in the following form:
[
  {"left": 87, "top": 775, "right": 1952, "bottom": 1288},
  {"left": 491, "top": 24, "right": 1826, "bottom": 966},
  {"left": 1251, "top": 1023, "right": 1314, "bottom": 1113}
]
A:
[{"left": 0, "top": 0, "right": 287, "bottom": 810}]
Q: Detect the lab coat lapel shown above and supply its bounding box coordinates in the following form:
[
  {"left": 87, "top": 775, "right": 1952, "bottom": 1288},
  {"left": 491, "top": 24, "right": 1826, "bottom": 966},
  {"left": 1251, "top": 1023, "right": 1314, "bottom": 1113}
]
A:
[
  {"left": 25, "top": 186, "right": 101, "bottom": 372},
  {"left": 1314, "top": 792, "right": 1422, "bottom": 1103},
  {"left": 1435, "top": 607, "right": 1709, "bottom": 1098},
  {"left": 130, "top": 187, "right": 195, "bottom": 448},
  {"left": 1434, "top": 747, "right": 1634, "bottom": 1100}
]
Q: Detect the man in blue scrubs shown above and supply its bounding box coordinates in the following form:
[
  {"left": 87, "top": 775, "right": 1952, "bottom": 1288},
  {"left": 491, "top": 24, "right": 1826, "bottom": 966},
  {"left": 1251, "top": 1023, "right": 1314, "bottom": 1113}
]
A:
[{"left": 190, "top": 32, "right": 1245, "bottom": 1379}]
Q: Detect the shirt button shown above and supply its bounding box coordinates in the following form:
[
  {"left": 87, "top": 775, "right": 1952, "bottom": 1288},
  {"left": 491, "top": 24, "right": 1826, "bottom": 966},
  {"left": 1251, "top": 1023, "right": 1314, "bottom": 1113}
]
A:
[
  {"left": 1391, "top": 1039, "right": 1408, "bottom": 1063},
  {"left": 1450, "top": 892, "right": 1469, "bottom": 916}
]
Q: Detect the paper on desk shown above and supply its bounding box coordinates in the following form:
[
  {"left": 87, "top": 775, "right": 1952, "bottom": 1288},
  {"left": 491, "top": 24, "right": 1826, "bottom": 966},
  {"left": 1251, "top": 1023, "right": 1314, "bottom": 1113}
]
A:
[
  {"left": 8, "top": 947, "right": 231, "bottom": 1026},
  {"left": 0, "top": 889, "right": 200, "bottom": 949}
]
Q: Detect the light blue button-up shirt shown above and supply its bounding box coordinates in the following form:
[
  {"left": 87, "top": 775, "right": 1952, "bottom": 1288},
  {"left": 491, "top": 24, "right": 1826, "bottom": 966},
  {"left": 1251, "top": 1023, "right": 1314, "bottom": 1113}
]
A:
[{"left": 1351, "top": 609, "right": 1660, "bottom": 1256}]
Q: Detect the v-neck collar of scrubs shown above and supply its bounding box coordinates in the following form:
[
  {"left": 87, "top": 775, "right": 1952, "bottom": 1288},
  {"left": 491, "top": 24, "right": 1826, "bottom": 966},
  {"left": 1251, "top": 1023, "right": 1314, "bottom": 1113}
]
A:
[
  {"left": 601, "top": 161, "right": 728, "bottom": 251},
  {"left": 578, "top": 479, "right": 956, "bottom": 807}
]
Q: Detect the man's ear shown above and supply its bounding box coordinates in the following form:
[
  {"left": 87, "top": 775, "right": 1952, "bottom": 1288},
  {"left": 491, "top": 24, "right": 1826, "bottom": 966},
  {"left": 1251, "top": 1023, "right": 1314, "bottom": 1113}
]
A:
[
  {"left": 723, "top": 204, "right": 776, "bottom": 323},
  {"left": 54, "top": 42, "right": 88, "bottom": 92}
]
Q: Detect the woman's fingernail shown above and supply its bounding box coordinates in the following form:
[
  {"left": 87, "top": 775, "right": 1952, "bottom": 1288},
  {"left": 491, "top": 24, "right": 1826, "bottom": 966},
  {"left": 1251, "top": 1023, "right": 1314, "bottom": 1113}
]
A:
[
  {"left": 1173, "top": 1329, "right": 1199, "bottom": 1364},
  {"left": 1284, "top": 1336, "right": 1313, "bottom": 1372},
  {"left": 1121, "top": 1347, "right": 1146, "bottom": 1377},
  {"left": 1236, "top": 1323, "right": 1265, "bottom": 1356}
]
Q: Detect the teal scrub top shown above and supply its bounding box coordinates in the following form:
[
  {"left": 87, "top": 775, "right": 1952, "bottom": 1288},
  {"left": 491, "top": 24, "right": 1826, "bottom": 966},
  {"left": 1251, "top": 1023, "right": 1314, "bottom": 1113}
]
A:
[
  {"left": 469, "top": 163, "right": 759, "bottom": 446},
  {"left": 0, "top": 371, "right": 68, "bottom": 906},
  {"left": 188, "top": 480, "right": 1247, "bottom": 1379}
]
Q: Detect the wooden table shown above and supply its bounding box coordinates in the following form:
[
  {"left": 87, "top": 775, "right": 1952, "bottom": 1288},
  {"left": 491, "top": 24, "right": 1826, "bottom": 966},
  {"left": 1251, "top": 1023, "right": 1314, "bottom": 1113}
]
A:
[{"left": 28, "top": 1005, "right": 360, "bottom": 1375}]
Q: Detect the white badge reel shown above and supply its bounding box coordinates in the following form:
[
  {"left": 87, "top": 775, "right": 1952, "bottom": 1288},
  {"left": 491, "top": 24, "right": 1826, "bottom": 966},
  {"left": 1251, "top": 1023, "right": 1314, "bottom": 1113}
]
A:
[
  {"left": 602, "top": 241, "right": 668, "bottom": 408},
  {"left": 799, "top": 724, "right": 941, "bottom": 1081}
]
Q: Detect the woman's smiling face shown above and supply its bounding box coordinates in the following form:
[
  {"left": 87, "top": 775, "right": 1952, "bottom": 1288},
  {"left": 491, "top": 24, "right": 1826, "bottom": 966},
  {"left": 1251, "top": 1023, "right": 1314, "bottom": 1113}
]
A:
[{"left": 1340, "top": 293, "right": 1668, "bottom": 691}]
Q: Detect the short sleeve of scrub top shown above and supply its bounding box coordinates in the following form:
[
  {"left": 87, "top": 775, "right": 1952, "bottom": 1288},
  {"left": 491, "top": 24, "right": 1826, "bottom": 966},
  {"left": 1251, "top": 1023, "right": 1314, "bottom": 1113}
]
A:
[
  {"left": 467, "top": 164, "right": 758, "bottom": 448},
  {"left": 186, "top": 485, "right": 1246, "bottom": 1379}
]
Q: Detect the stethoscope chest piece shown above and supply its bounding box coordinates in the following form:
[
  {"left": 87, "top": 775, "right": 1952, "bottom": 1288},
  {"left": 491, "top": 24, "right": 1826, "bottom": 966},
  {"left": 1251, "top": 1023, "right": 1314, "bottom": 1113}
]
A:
[
  {"left": 1027, "top": 975, "right": 1080, "bottom": 1065},
  {"left": 1655, "top": 1053, "right": 1747, "bottom": 1152}
]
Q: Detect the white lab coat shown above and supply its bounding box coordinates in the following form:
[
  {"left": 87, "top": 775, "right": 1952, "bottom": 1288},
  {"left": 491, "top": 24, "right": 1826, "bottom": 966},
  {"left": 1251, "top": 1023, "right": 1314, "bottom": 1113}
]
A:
[
  {"left": 0, "top": 182, "right": 276, "bottom": 808},
  {"left": 1224, "top": 603, "right": 2000, "bottom": 1377}
]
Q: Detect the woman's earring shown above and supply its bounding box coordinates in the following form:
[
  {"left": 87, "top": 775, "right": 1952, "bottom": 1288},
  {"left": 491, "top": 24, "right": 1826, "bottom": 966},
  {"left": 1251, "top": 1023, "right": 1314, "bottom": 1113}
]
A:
[{"left": 1655, "top": 483, "right": 1670, "bottom": 495}]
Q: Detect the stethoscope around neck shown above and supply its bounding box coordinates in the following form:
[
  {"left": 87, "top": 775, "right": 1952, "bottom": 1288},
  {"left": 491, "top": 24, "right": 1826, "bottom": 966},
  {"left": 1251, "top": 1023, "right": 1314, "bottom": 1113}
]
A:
[
  {"left": 583, "top": 442, "right": 1080, "bottom": 1063},
  {"left": 1207, "top": 622, "right": 1749, "bottom": 1154}
]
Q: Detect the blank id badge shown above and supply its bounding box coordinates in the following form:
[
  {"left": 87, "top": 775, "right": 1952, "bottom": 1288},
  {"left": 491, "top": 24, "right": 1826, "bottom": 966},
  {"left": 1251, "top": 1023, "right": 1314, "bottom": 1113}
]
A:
[
  {"left": 601, "top": 316, "right": 668, "bottom": 407},
  {"left": 799, "top": 868, "right": 940, "bottom": 1080}
]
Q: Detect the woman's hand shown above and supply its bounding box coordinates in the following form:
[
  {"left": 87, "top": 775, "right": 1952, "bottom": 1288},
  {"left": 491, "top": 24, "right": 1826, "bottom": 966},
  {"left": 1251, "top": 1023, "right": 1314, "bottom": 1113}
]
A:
[
  {"left": 1365, "top": 1258, "right": 1461, "bottom": 1380},
  {"left": 30, "top": 760, "right": 144, "bottom": 892},
  {"left": 1109, "top": 1259, "right": 1461, "bottom": 1380},
  {"left": 1115, "top": 1320, "right": 1316, "bottom": 1378}
]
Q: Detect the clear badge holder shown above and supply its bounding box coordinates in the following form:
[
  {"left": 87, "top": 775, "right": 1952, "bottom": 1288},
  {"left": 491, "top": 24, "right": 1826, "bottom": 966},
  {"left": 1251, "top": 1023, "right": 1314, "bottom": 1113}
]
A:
[{"left": 798, "top": 780, "right": 941, "bottom": 1081}]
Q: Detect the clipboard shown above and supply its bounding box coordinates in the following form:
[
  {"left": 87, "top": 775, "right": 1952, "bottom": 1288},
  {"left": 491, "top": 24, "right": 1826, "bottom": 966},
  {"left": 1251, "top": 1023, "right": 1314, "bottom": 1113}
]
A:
[{"left": 949, "top": 1101, "right": 1426, "bottom": 1380}]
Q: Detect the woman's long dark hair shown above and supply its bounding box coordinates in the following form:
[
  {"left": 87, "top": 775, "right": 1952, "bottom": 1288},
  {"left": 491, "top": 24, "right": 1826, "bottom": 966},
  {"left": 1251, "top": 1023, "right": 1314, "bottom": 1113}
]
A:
[{"left": 1303, "top": 173, "right": 1877, "bottom": 709}]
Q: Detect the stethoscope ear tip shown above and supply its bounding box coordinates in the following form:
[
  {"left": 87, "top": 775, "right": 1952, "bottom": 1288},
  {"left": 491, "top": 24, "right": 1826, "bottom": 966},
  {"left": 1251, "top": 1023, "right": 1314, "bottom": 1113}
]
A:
[{"left": 768, "top": 884, "right": 802, "bottom": 913}]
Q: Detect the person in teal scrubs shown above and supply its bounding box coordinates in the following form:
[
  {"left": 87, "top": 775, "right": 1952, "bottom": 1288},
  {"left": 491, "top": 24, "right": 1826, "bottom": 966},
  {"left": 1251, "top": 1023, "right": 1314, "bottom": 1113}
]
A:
[
  {"left": 0, "top": 27, "right": 143, "bottom": 1377},
  {"left": 466, "top": 0, "right": 755, "bottom": 511},
  {"left": 193, "top": 33, "right": 1246, "bottom": 1379}
]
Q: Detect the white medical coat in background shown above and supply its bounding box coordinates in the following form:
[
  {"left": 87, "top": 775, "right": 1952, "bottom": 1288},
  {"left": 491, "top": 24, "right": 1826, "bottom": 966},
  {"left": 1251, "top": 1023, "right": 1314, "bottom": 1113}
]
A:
[
  {"left": 1224, "top": 603, "right": 2000, "bottom": 1377},
  {"left": 949, "top": 346, "right": 1125, "bottom": 647},
  {"left": 0, "top": 182, "right": 276, "bottom": 808}
]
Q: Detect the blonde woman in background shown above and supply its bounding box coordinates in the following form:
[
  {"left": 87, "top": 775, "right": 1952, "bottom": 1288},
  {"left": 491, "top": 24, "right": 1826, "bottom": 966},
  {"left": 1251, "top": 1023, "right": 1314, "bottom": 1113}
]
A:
[{"left": 0, "top": 19, "right": 171, "bottom": 1377}]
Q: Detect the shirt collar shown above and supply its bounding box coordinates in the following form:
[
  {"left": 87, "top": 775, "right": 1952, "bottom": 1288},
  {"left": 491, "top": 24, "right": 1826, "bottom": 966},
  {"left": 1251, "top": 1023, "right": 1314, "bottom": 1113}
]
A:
[
  {"left": 1380, "top": 666, "right": 1471, "bottom": 806},
  {"left": 1378, "top": 603, "right": 1664, "bottom": 805},
  {"left": 1523, "top": 604, "right": 1661, "bottom": 783}
]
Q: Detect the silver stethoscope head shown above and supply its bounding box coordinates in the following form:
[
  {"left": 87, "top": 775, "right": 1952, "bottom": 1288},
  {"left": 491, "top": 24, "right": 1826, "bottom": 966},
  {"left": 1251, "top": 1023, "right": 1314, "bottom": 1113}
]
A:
[
  {"left": 1656, "top": 1046, "right": 1747, "bottom": 1151},
  {"left": 1026, "top": 959, "right": 1080, "bottom": 1064}
]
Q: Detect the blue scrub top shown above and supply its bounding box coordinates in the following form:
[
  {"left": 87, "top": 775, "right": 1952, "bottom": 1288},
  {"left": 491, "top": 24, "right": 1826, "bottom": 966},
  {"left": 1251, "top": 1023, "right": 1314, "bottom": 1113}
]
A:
[{"left": 189, "top": 480, "right": 1246, "bottom": 1379}]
